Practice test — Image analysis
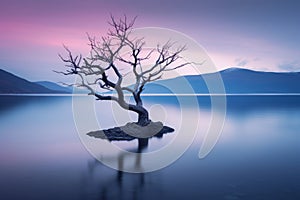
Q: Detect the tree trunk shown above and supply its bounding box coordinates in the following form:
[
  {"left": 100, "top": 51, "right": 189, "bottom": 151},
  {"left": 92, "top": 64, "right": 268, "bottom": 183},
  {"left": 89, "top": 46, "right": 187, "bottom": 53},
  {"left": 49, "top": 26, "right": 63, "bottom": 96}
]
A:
[
  {"left": 131, "top": 90, "right": 150, "bottom": 126},
  {"left": 115, "top": 92, "right": 150, "bottom": 126},
  {"left": 137, "top": 107, "right": 150, "bottom": 126}
]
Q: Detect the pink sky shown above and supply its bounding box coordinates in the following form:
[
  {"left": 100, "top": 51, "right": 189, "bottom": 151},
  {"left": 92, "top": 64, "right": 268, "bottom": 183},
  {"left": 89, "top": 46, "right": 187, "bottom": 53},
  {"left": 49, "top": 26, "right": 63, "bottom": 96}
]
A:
[{"left": 1, "top": 0, "right": 299, "bottom": 82}]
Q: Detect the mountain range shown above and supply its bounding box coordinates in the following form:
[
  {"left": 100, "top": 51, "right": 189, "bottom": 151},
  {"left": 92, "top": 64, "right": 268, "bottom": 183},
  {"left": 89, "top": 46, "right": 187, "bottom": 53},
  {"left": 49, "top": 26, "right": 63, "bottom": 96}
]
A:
[
  {"left": 0, "top": 68, "right": 299, "bottom": 94},
  {"left": 144, "top": 68, "right": 300, "bottom": 94},
  {"left": 0, "top": 69, "right": 67, "bottom": 94}
]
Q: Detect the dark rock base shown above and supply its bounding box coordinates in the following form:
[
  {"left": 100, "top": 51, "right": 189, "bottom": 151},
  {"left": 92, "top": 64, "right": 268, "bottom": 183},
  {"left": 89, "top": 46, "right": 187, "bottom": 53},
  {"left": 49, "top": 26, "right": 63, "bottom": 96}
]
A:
[{"left": 87, "top": 122, "right": 174, "bottom": 141}]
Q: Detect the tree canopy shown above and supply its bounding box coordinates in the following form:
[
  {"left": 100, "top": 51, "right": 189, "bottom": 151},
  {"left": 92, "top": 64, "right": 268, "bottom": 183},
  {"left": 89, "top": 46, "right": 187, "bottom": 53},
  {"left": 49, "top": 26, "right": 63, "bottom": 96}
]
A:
[{"left": 57, "top": 16, "right": 190, "bottom": 126}]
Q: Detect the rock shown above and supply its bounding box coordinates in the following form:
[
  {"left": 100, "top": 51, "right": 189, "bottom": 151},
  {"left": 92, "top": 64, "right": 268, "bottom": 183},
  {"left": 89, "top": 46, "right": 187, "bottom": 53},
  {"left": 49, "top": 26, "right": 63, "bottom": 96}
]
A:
[
  {"left": 121, "top": 121, "right": 164, "bottom": 138},
  {"left": 87, "top": 121, "right": 174, "bottom": 141}
]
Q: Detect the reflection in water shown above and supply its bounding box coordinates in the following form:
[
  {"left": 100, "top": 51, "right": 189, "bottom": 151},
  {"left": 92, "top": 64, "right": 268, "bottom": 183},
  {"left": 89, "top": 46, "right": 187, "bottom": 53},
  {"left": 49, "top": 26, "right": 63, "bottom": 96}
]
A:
[
  {"left": 145, "top": 95, "right": 300, "bottom": 111},
  {"left": 0, "top": 96, "right": 300, "bottom": 200},
  {"left": 0, "top": 95, "right": 63, "bottom": 115},
  {"left": 82, "top": 139, "right": 150, "bottom": 200}
]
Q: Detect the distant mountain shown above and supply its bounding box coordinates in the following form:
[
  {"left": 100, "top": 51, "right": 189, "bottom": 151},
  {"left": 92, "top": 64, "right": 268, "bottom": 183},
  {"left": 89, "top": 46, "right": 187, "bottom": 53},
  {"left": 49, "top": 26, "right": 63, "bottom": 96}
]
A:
[
  {"left": 218, "top": 68, "right": 300, "bottom": 93},
  {"left": 1, "top": 68, "right": 299, "bottom": 94},
  {"left": 0, "top": 69, "right": 68, "bottom": 94},
  {"left": 35, "top": 81, "right": 72, "bottom": 93},
  {"left": 35, "top": 81, "right": 90, "bottom": 94},
  {"left": 144, "top": 68, "right": 300, "bottom": 94}
]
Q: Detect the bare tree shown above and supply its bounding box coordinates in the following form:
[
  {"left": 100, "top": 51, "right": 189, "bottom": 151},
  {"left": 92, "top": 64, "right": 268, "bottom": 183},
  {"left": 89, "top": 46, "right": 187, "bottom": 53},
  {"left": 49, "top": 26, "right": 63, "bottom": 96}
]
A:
[{"left": 57, "top": 16, "right": 190, "bottom": 126}]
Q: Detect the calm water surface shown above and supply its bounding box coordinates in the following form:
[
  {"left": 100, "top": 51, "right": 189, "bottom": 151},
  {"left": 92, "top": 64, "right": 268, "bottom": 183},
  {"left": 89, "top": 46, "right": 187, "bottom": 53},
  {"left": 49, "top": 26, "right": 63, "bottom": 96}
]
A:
[{"left": 0, "top": 95, "right": 299, "bottom": 200}]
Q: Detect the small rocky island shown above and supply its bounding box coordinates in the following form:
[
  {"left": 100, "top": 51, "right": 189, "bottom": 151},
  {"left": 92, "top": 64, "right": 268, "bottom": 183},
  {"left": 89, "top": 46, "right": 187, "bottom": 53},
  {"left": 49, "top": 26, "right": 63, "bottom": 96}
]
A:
[{"left": 87, "top": 121, "right": 174, "bottom": 141}]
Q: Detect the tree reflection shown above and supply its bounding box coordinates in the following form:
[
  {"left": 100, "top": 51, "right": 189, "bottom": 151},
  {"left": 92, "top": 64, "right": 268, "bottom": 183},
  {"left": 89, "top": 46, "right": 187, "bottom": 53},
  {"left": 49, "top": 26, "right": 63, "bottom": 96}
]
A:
[{"left": 81, "top": 138, "right": 157, "bottom": 200}]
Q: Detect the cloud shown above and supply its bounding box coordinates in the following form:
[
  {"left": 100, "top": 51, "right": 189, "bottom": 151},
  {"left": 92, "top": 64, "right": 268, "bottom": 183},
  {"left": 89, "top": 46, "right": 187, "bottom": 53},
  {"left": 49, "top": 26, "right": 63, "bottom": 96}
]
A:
[
  {"left": 235, "top": 58, "right": 249, "bottom": 67},
  {"left": 278, "top": 61, "right": 300, "bottom": 72}
]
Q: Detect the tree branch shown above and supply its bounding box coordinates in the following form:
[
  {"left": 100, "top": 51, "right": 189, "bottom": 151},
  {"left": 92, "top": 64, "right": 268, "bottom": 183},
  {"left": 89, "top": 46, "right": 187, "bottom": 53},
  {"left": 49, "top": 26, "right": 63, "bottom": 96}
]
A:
[{"left": 57, "top": 15, "right": 195, "bottom": 119}]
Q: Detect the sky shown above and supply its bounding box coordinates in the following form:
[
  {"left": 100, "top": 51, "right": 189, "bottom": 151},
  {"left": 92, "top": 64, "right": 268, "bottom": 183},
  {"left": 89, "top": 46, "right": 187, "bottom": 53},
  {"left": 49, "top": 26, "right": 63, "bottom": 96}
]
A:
[{"left": 0, "top": 0, "right": 300, "bottom": 82}]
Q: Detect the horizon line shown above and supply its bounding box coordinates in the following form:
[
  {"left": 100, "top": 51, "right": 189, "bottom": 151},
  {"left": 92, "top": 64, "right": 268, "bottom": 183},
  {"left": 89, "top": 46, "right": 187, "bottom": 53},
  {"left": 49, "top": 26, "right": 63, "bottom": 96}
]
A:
[{"left": 1, "top": 93, "right": 300, "bottom": 96}]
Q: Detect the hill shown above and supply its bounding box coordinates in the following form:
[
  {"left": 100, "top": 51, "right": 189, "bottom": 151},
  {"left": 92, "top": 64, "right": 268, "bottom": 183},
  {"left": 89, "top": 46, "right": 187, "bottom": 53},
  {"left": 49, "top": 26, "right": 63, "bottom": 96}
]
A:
[
  {"left": 1, "top": 68, "right": 299, "bottom": 94},
  {"left": 35, "top": 81, "right": 72, "bottom": 93},
  {"left": 0, "top": 69, "right": 67, "bottom": 94},
  {"left": 144, "top": 68, "right": 300, "bottom": 94}
]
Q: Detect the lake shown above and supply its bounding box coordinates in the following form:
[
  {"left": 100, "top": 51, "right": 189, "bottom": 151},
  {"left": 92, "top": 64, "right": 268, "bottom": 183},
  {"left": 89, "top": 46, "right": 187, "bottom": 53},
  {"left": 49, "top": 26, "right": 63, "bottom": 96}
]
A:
[{"left": 0, "top": 95, "right": 299, "bottom": 200}]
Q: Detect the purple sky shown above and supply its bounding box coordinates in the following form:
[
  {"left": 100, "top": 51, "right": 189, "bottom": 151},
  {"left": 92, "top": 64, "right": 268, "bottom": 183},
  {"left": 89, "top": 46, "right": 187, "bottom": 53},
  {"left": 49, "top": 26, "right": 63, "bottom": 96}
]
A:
[{"left": 1, "top": 0, "right": 300, "bottom": 82}]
